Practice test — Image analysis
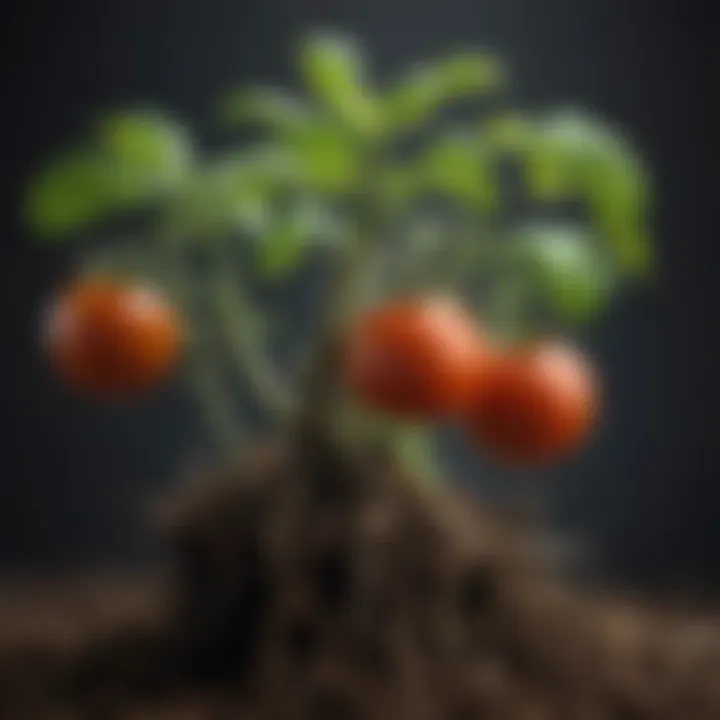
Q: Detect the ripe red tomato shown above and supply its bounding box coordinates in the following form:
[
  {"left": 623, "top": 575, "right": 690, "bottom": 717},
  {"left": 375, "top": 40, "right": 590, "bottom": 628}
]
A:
[
  {"left": 42, "top": 277, "right": 185, "bottom": 399},
  {"left": 342, "top": 296, "right": 485, "bottom": 419},
  {"left": 464, "top": 341, "right": 600, "bottom": 466}
]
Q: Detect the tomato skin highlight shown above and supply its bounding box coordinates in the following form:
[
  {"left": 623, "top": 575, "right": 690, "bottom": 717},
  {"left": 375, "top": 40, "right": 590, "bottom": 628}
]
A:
[
  {"left": 43, "top": 277, "right": 186, "bottom": 400},
  {"left": 342, "top": 296, "right": 485, "bottom": 420},
  {"left": 464, "top": 341, "right": 599, "bottom": 466}
]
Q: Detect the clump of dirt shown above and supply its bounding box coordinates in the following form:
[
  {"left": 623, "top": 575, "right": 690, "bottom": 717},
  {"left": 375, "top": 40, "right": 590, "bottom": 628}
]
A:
[{"left": 2, "top": 437, "right": 720, "bottom": 719}]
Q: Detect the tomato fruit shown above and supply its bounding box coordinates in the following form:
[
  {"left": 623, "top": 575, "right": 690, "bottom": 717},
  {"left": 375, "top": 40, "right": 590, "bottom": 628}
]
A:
[
  {"left": 42, "top": 277, "right": 185, "bottom": 399},
  {"left": 342, "top": 296, "right": 485, "bottom": 419},
  {"left": 464, "top": 341, "right": 599, "bottom": 466}
]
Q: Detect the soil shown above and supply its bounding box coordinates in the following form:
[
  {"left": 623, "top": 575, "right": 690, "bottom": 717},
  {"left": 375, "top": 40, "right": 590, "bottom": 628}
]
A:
[{"left": 1, "top": 437, "right": 720, "bottom": 719}]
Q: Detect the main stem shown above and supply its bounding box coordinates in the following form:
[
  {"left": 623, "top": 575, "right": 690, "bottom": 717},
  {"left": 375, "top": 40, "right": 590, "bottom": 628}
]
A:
[{"left": 295, "top": 160, "right": 382, "bottom": 446}]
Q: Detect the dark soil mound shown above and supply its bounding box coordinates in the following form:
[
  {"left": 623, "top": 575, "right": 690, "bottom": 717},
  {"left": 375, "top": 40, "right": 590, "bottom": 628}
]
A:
[{"left": 2, "top": 438, "right": 720, "bottom": 718}]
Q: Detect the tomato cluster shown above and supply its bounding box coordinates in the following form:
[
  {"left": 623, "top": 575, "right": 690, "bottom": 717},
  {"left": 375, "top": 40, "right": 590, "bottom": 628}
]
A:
[
  {"left": 343, "top": 296, "right": 599, "bottom": 467},
  {"left": 42, "top": 277, "right": 598, "bottom": 466}
]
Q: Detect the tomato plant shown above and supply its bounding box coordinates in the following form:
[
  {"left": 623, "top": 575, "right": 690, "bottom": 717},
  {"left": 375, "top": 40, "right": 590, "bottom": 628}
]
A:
[{"left": 23, "top": 29, "right": 655, "bottom": 478}]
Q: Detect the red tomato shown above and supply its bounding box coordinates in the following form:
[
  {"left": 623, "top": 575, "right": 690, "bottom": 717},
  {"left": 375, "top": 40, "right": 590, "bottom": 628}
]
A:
[
  {"left": 42, "top": 277, "right": 185, "bottom": 399},
  {"left": 342, "top": 296, "right": 485, "bottom": 419},
  {"left": 465, "top": 341, "right": 600, "bottom": 466}
]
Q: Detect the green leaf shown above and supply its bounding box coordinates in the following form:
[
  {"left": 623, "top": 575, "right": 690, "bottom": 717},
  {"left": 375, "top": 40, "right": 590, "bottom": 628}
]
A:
[
  {"left": 584, "top": 146, "right": 654, "bottom": 277},
  {"left": 241, "top": 144, "right": 306, "bottom": 187},
  {"left": 24, "top": 110, "right": 194, "bottom": 240},
  {"left": 439, "top": 52, "right": 506, "bottom": 94},
  {"left": 97, "top": 109, "right": 193, "bottom": 204},
  {"left": 514, "top": 223, "right": 616, "bottom": 323},
  {"left": 256, "top": 200, "right": 317, "bottom": 277},
  {"left": 377, "top": 164, "right": 423, "bottom": 210},
  {"left": 386, "top": 51, "right": 506, "bottom": 131},
  {"left": 257, "top": 197, "right": 346, "bottom": 277},
  {"left": 483, "top": 112, "right": 533, "bottom": 153},
  {"left": 299, "top": 30, "right": 381, "bottom": 136},
  {"left": 423, "top": 131, "right": 498, "bottom": 209},
  {"left": 257, "top": 221, "right": 309, "bottom": 278},
  {"left": 519, "top": 110, "right": 615, "bottom": 199},
  {"left": 519, "top": 110, "right": 654, "bottom": 275},
  {"left": 23, "top": 152, "right": 114, "bottom": 239},
  {"left": 284, "top": 120, "right": 360, "bottom": 193},
  {"left": 167, "top": 158, "right": 270, "bottom": 238},
  {"left": 219, "top": 86, "right": 315, "bottom": 132}
]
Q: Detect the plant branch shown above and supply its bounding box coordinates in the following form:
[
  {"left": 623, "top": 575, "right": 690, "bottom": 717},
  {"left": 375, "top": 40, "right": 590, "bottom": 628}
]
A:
[
  {"left": 295, "top": 172, "right": 384, "bottom": 443},
  {"left": 356, "top": 228, "right": 404, "bottom": 306},
  {"left": 392, "top": 213, "right": 493, "bottom": 297},
  {"left": 159, "top": 238, "right": 244, "bottom": 456},
  {"left": 213, "top": 245, "right": 296, "bottom": 420},
  {"left": 184, "top": 338, "right": 246, "bottom": 455},
  {"left": 296, "top": 231, "right": 372, "bottom": 442}
]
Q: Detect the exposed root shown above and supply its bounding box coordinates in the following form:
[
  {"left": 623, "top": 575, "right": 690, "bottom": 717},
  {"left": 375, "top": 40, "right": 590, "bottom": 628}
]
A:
[{"left": 2, "top": 439, "right": 719, "bottom": 718}]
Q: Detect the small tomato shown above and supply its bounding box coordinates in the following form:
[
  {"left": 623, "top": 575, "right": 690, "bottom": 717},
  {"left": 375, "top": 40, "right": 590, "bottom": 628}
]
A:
[
  {"left": 43, "top": 277, "right": 185, "bottom": 399},
  {"left": 343, "top": 296, "right": 485, "bottom": 419},
  {"left": 465, "top": 340, "right": 599, "bottom": 466}
]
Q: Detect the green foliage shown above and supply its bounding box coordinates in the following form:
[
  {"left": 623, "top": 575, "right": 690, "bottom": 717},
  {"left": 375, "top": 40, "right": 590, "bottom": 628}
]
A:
[
  {"left": 213, "top": 37, "right": 653, "bottom": 294},
  {"left": 585, "top": 149, "right": 653, "bottom": 277},
  {"left": 283, "top": 120, "right": 360, "bottom": 193},
  {"left": 98, "top": 110, "right": 192, "bottom": 200},
  {"left": 257, "top": 198, "right": 344, "bottom": 278},
  {"left": 494, "top": 109, "right": 653, "bottom": 277},
  {"left": 482, "top": 112, "right": 531, "bottom": 153},
  {"left": 220, "top": 86, "right": 314, "bottom": 131},
  {"left": 24, "top": 32, "right": 655, "bottom": 334},
  {"left": 423, "top": 131, "right": 497, "bottom": 210},
  {"left": 162, "top": 146, "right": 353, "bottom": 251},
  {"left": 25, "top": 110, "right": 192, "bottom": 240},
  {"left": 376, "top": 164, "right": 422, "bottom": 211},
  {"left": 164, "top": 157, "right": 269, "bottom": 239},
  {"left": 385, "top": 51, "right": 507, "bottom": 132},
  {"left": 221, "top": 91, "right": 360, "bottom": 195},
  {"left": 24, "top": 153, "right": 114, "bottom": 239},
  {"left": 299, "top": 30, "right": 381, "bottom": 136},
  {"left": 514, "top": 223, "right": 615, "bottom": 324}
]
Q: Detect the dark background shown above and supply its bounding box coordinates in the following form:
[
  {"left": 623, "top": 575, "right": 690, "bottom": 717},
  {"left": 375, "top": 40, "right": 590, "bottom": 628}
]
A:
[{"left": 1, "top": 0, "right": 716, "bottom": 591}]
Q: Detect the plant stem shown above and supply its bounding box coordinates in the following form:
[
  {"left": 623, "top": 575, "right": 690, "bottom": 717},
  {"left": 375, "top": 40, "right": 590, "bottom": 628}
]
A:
[
  {"left": 184, "top": 338, "right": 244, "bottom": 456},
  {"left": 395, "top": 213, "right": 492, "bottom": 298},
  {"left": 296, "top": 165, "right": 383, "bottom": 444},
  {"left": 160, "top": 239, "right": 242, "bottom": 457},
  {"left": 297, "top": 231, "right": 371, "bottom": 442},
  {"left": 213, "top": 247, "right": 295, "bottom": 419},
  {"left": 354, "top": 408, "right": 441, "bottom": 486},
  {"left": 489, "top": 270, "right": 533, "bottom": 345}
]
